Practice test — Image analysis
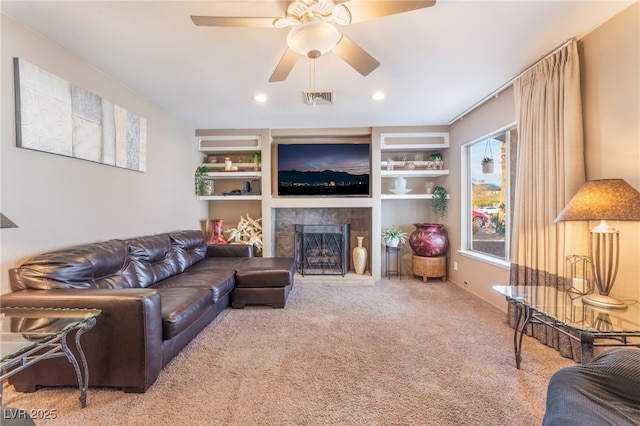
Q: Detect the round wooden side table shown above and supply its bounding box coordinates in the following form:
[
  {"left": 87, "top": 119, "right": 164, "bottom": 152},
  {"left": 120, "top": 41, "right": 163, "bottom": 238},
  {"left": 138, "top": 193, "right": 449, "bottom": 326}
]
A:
[{"left": 412, "top": 255, "right": 446, "bottom": 282}]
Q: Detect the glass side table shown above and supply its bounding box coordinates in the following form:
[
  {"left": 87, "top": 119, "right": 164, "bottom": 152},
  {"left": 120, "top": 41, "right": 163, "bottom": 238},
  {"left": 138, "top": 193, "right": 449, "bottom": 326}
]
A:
[
  {"left": 1, "top": 307, "right": 101, "bottom": 409},
  {"left": 493, "top": 285, "right": 640, "bottom": 368}
]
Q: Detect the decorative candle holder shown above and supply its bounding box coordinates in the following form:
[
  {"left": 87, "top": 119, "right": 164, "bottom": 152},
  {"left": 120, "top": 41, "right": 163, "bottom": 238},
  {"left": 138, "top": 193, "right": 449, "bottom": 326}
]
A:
[{"left": 566, "top": 254, "right": 594, "bottom": 296}]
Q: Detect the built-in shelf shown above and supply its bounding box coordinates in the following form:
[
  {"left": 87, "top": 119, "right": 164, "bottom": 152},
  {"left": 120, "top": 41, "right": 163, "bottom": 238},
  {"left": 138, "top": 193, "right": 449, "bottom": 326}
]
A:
[
  {"left": 380, "top": 160, "right": 446, "bottom": 169},
  {"left": 380, "top": 132, "right": 449, "bottom": 151},
  {"left": 207, "top": 171, "right": 262, "bottom": 179},
  {"left": 194, "top": 127, "right": 451, "bottom": 282},
  {"left": 196, "top": 195, "right": 262, "bottom": 201},
  {"left": 380, "top": 194, "right": 450, "bottom": 200},
  {"left": 198, "top": 146, "right": 258, "bottom": 152},
  {"left": 381, "top": 170, "right": 449, "bottom": 178}
]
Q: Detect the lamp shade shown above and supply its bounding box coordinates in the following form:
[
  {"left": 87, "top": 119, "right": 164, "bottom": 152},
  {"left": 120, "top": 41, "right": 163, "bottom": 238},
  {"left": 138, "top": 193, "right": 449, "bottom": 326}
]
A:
[
  {"left": 287, "top": 21, "right": 341, "bottom": 58},
  {"left": 555, "top": 179, "right": 640, "bottom": 222}
]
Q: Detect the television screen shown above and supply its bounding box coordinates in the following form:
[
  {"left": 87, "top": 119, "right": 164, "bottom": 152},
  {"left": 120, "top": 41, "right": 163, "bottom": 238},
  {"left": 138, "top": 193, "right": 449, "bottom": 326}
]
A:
[{"left": 277, "top": 143, "right": 370, "bottom": 196}]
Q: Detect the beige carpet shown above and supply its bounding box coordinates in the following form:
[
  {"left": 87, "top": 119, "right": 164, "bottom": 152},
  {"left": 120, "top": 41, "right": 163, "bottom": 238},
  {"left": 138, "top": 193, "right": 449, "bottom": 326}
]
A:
[{"left": 3, "top": 278, "right": 573, "bottom": 425}]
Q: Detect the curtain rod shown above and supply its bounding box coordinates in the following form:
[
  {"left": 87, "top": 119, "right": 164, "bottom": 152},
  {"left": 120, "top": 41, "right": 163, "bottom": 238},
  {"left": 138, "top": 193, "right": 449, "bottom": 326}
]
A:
[{"left": 447, "top": 37, "right": 576, "bottom": 125}]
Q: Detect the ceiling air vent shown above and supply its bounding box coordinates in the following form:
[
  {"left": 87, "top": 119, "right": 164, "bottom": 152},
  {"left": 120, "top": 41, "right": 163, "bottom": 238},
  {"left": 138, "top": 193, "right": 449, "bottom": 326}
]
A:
[{"left": 303, "top": 91, "right": 333, "bottom": 105}]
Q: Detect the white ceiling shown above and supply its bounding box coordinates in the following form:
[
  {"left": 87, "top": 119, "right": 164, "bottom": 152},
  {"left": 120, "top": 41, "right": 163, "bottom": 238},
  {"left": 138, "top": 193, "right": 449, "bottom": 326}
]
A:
[{"left": 1, "top": 1, "right": 636, "bottom": 130}]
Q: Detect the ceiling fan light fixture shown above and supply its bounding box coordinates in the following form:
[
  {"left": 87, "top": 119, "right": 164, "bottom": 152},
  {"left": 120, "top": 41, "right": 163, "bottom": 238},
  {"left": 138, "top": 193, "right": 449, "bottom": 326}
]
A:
[
  {"left": 252, "top": 93, "right": 268, "bottom": 103},
  {"left": 286, "top": 21, "right": 341, "bottom": 58}
]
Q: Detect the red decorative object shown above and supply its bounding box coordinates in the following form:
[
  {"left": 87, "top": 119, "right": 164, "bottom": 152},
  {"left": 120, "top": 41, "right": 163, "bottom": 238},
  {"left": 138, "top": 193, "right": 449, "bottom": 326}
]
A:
[
  {"left": 409, "top": 223, "right": 448, "bottom": 257},
  {"left": 207, "top": 219, "right": 228, "bottom": 244}
]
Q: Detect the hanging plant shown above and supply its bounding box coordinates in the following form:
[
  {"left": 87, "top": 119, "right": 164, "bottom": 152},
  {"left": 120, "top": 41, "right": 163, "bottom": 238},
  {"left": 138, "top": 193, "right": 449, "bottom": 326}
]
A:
[
  {"left": 481, "top": 157, "right": 494, "bottom": 174},
  {"left": 431, "top": 186, "right": 449, "bottom": 218},
  {"left": 195, "top": 165, "right": 209, "bottom": 196},
  {"left": 482, "top": 140, "right": 495, "bottom": 174}
]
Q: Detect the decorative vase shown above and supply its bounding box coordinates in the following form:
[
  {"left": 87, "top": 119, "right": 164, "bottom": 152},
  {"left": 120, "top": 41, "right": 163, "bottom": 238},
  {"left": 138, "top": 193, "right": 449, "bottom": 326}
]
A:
[
  {"left": 207, "top": 219, "right": 228, "bottom": 244},
  {"left": 394, "top": 176, "right": 407, "bottom": 190},
  {"left": 204, "top": 179, "right": 215, "bottom": 196},
  {"left": 352, "top": 236, "right": 367, "bottom": 275},
  {"left": 409, "top": 223, "right": 448, "bottom": 257}
]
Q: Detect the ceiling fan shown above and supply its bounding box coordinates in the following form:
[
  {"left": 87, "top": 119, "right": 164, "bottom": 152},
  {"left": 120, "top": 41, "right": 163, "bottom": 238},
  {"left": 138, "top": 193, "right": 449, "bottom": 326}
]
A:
[{"left": 191, "top": 0, "right": 436, "bottom": 82}]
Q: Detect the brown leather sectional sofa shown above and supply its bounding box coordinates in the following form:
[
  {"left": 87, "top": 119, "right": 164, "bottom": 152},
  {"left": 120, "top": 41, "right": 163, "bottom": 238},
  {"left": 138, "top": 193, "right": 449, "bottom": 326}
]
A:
[{"left": 0, "top": 230, "right": 295, "bottom": 393}]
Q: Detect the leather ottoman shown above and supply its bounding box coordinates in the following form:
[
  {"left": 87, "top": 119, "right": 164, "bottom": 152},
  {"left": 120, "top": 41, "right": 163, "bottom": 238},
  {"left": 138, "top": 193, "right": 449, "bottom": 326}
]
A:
[{"left": 231, "top": 257, "right": 296, "bottom": 308}]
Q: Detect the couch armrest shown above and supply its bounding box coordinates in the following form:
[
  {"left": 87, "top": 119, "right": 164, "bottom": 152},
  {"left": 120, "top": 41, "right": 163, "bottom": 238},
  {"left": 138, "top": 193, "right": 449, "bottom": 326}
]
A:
[
  {"left": 207, "top": 244, "right": 253, "bottom": 258},
  {"left": 0, "top": 288, "right": 163, "bottom": 393}
]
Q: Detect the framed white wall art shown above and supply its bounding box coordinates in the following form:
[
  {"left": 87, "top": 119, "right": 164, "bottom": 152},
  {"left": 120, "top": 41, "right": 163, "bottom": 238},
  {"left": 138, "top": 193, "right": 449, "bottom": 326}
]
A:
[{"left": 13, "top": 58, "right": 147, "bottom": 172}]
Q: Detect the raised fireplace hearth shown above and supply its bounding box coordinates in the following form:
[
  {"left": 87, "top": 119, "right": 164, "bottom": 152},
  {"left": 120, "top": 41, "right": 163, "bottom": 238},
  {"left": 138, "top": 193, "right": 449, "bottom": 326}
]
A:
[{"left": 295, "top": 224, "right": 350, "bottom": 276}]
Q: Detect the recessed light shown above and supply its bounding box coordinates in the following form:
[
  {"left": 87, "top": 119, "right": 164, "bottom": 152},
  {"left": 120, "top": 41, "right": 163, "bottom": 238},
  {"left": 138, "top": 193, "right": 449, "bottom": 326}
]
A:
[
  {"left": 252, "top": 93, "right": 268, "bottom": 103},
  {"left": 371, "top": 91, "right": 385, "bottom": 101}
]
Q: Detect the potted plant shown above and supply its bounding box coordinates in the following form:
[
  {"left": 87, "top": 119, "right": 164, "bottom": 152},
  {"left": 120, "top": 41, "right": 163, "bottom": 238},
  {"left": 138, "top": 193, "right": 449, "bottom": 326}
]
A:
[
  {"left": 195, "top": 165, "right": 209, "bottom": 196},
  {"left": 431, "top": 186, "right": 449, "bottom": 218},
  {"left": 249, "top": 151, "right": 261, "bottom": 171},
  {"left": 381, "top": 226, "right": 408, "bottom": 247},
  {"left": 481, "top": 157, "right": 494, "bottom": 174},
  {"left": 429, "top": 153, "right": 444, "bottom": 170}
]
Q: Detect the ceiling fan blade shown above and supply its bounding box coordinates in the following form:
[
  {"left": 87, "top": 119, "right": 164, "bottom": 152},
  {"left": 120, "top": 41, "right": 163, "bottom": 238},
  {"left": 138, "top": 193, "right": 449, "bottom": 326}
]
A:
[
  {"left": 269, "top": 49, "right": 300, "bottom": 82},
  {"left": 339, "top": 1, "right": 436, "bottom": 24},
  {"left": 332, "top": 35, "right": 380, "bottom": 77},
  {"left": 191, "top": 15, "right": 280, "bottom": 28}
]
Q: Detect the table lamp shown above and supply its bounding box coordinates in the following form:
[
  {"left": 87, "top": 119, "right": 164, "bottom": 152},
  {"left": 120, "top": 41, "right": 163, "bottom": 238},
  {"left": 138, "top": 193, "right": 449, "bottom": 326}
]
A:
[{"left": 555, "top": 179, "right": 640, "bottom": 309}]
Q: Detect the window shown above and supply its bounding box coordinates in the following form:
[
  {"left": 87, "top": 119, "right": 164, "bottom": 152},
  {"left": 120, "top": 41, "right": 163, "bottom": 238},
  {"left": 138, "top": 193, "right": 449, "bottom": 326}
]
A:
[{"left": 462, "top": 125, "right": 517, "bottom": 265}]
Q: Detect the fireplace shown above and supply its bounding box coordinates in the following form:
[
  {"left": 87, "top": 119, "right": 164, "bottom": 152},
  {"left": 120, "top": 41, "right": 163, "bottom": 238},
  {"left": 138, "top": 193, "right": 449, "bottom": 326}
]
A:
[
  {"left": 295, "top": 224, "right": 350, "bottom": 276},
  {"left": 273, "top": 207, "right": 371, "bottom": 275}
]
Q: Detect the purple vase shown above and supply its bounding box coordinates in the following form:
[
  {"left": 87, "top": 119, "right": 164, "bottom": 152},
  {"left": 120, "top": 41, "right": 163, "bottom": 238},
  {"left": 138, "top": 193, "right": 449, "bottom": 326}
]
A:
[{"left": 409, "top": 223, "right": 448, "bottom": 257}]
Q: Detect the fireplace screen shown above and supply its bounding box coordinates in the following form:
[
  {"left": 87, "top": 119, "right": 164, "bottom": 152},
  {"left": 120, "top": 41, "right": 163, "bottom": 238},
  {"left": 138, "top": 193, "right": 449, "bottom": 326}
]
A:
[{"left": 295, "top": 224, "right": 350, "bottom": 276}]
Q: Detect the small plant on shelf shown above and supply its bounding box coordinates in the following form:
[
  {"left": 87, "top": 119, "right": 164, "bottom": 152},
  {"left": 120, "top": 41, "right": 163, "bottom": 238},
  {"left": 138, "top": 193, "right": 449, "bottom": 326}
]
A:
[
  {"left": 431, "top": 186, "right": 449, "bottom": 218},
  {"left": 250, "top": 151, "right": 261, "bottom": 170},
  {"left": 429, "top": 153, "right": 442, "bottom": 161},
  {"left": 381, "top": 226, "right": 408, "bottom": 247},
  {"left": 195, "top": 165, "right": 209, "bottom": 196}
]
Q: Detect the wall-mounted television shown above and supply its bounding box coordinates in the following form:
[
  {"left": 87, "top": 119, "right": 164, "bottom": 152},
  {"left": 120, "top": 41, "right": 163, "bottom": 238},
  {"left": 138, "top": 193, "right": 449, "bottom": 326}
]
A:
[{"left": 277, "top": 143, "right": 370, "bottom": 197}]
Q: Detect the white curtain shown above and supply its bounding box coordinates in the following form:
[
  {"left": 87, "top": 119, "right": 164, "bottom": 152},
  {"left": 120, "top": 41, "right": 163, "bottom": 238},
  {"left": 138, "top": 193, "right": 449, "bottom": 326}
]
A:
[
  {"left": 509, "top": 40, "right": 588, "bottom": 361},
  {"left": 510, "top": 40, "right": 587, "bottom": 288}
]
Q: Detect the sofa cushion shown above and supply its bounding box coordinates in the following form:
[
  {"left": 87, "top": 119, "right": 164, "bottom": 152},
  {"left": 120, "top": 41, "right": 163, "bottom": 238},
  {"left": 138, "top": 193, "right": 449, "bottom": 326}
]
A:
[
  {"left": 234, "top": 257, "right": 296, "bottom": 288},
  {"left": 128, "top": 234, "right": 180, "bottom": 288},
  {"left": 169, "top": 230, "right": 207, "bottom": 272},
  {"left": 9, "top": 239, "right": 140, "bottom": 290},
  {"left": 192, "top": 256, "right": 253, "bottom": 272},
  {"left": 153, "top": 268, "right": 235, "bottom": 304},
  {"left": 155, "top": 287, "right": 212, "bottom": 340}
]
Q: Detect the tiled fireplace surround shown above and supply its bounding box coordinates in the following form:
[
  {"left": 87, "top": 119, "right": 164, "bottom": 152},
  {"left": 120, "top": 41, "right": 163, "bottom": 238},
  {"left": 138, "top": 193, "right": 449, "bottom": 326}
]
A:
[{"left": 273, "top": 208, "right": 372, "bottom": 274}]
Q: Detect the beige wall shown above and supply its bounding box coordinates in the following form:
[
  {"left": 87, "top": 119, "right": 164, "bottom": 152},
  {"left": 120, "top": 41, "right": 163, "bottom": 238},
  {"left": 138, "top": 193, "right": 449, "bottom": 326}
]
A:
[
  {"left": 581, "top": 2, "right": 639, "bottom": 304},
  {"left": 448, "top": 87, "right": 516, "bottom": 308},
  {"left": 448, "top": 3, "right": 639, "bottom": 310},
  {"left": 0, "top": 15, "right": 206, "bottom": 293}
]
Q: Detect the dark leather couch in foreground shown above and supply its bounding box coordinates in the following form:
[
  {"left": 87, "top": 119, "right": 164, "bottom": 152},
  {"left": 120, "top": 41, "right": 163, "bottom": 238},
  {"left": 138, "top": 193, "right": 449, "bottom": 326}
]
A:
[{"left": 0, "top": 230, "right": 295, "bottom": 393}]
